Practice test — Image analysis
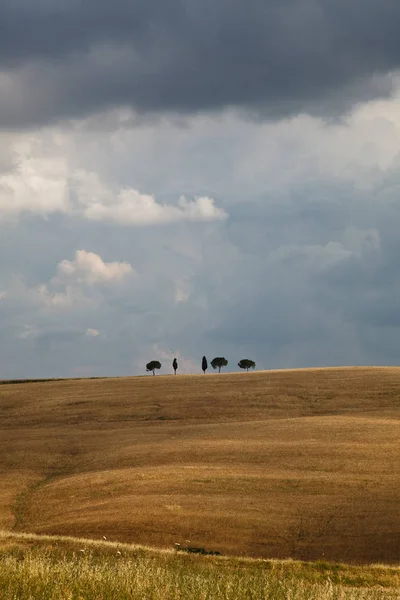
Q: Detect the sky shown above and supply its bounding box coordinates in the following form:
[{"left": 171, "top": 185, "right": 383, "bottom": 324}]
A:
[{"left": 2, "top": 1, "right": 400, "bottom": 377}]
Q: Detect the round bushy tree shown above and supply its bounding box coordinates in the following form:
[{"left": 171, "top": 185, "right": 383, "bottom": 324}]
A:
[
  {"left": 146, "top": 361, "right": 162, "bottom": 375},
  {"left": 211, "top": 357, "right": 228, "bottom": 373},
  {"left": 238, "top": 359, "right": 256, "bottom": 372}
]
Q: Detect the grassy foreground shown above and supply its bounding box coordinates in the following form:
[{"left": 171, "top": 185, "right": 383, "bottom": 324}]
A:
[{"left": 0, "top": 532, "right": 399, "bottom": 600}]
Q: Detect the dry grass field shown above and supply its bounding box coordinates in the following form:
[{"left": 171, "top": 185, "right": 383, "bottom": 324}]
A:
[
  {"left": 1, "top": 531, "right": 399, "bottom": 599},
  {"left": 0, "top": 367, "right": 399, "bottom": 565}
]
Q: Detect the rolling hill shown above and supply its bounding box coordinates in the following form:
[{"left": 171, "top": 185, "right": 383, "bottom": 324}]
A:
[{"left": 1, "top": 367, "right": 399, "bottom": 564}]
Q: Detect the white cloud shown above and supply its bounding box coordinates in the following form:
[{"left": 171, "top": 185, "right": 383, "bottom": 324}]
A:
[
  {"left": 269, "top": 242, "right": 353, "bottom": 272},
  {"left": 150, "top": 346, "right": 199, "bottom": 375},
  {"left": 0, "top": 135, "right": 69, "bottom": 218},
  {"left": 86, "top": 328, "right": 100, "bottom": 337},
  {"left": 174, "top": 278, "right": 192, "bottom": 304},
  {"left": 267, "top": 228, "right": 381, "bottom": 277},
  {"left": 29, "top": 251, "right": 133, "bottom": 313},
  {"left": 73, "top": 170, "right": 227, "bottom": 225},
  {"left": 0, "top": 139, "right": 227, "bottom": 225},
  {"left": 56, "top": 250, "right": 133, "bottom": 285},
  {"left": 18, "top": 324, "right": 39, "bottom": 340},
  {"left": 35, "top": 284, "right": 85, "bottom": 310}
]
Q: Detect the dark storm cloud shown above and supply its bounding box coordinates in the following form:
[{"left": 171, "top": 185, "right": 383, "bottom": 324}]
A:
[{"left": 1, "top": 1, "right": 400, "bottom": 126}]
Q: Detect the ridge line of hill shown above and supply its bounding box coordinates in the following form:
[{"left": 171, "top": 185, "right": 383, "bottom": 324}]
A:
[{"left": 1, "top": 365, "right": 399, "bottom": 385}]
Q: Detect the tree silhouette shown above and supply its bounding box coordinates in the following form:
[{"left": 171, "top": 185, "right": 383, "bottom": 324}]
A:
[
  {"left": 211, "top": 357, "right": 228, "bottom": 373},
  {"left": 238, "top": 359, "right": 256, "bottom": 372},
  {"left": 146, "top": 361, "right": 162, "bottom": 375},
  {"left": 202, "top": 356, "right": 208, "bottom": 374},
  {"left": 172, "top": 358, "right": 178, "bottom": 375}
]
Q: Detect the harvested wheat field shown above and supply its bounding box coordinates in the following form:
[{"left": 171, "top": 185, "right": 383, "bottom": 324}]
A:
[{"left": 0, "top": 367, "right": 399, "bottom": 564}]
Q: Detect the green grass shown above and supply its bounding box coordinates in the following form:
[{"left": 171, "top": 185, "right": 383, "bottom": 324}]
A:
[{"left": 0, "top": 532, "right": 398, "bottom": 599}]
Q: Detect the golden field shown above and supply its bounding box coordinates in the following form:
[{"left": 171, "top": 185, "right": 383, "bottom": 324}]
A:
[
  {"left": 1, "top": 367, "right": 399, "bottom": 564},
  {"left": 0, "top": 531, "right": 399, "bottom": 599}
]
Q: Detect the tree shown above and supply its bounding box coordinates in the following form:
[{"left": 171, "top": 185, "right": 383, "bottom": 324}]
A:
[
  {"left": 202, "top": 356, "right": 208, "bottom": 374},
  {"left": 238, "top": 359, "right": 256, "bottom": 372},
  {"left": 211, "top": 357, "right": 228, "bottom": 373},
  {"left": 146, "top": 360, "right": 161, "bottom": 375},
  {"left": 172, "top": 358, "right": 178, "bottom": 375}
]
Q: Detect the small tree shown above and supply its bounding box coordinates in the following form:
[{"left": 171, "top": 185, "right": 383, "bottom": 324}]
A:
[
  {"left": 172, "top": 358, "right": 178, "bottom": 375},
  {"left": 211, "top": 357, "right": 228, "bottom": 373},
  {"left": 238, "top": 359, "right": 256, "bottom": 372},
  {"left": 146, "top": 360, "right": 162, "bottom": 375},
  {"left": 202, "top": 356, "right": 208, "bottom": 374}
]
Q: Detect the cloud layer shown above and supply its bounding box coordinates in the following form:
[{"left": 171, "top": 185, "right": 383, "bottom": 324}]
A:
[
  {"left": 1, "top": 1, "right": 400, "bottom": 126},
  {"left": 1, "top": 5, "right": 400, "bottom": 378}
]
